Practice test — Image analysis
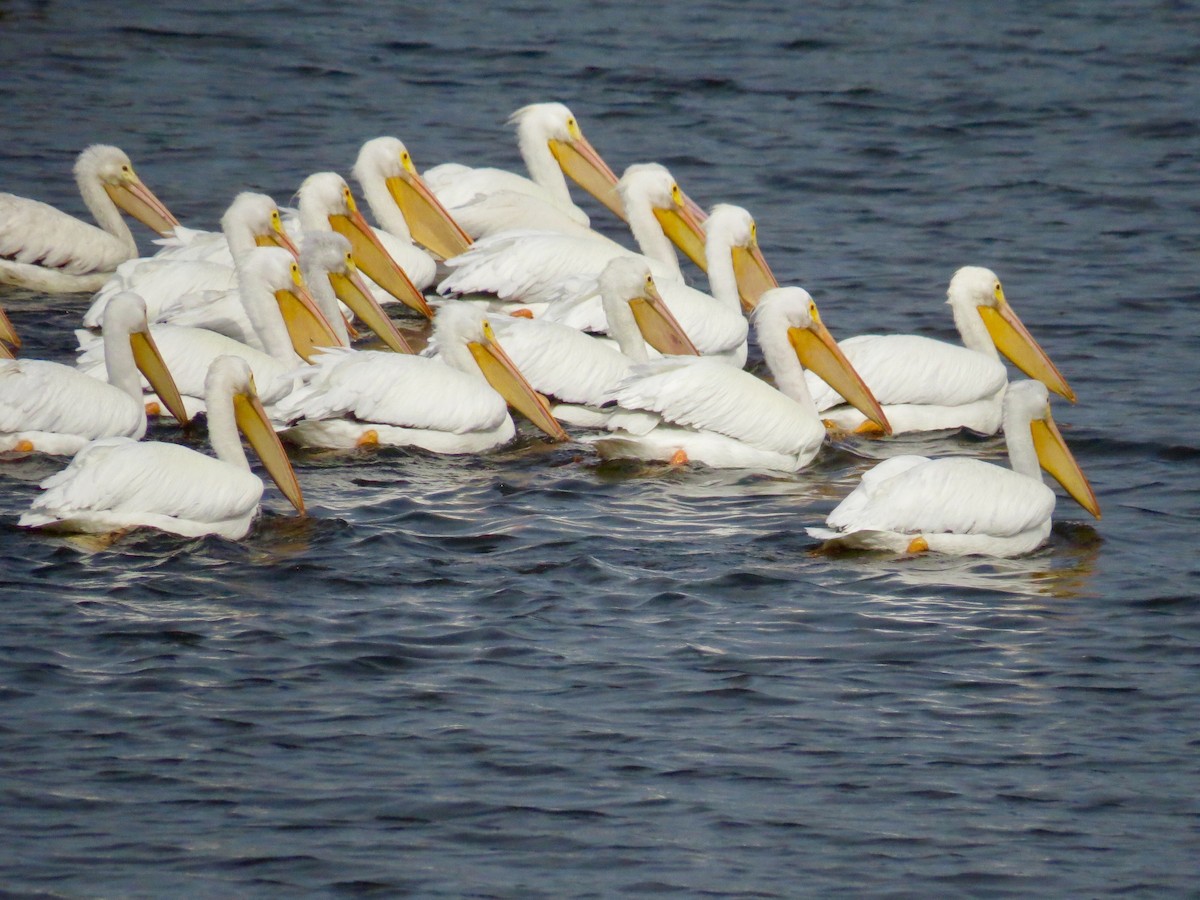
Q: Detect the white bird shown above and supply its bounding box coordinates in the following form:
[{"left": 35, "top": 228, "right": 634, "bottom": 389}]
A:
[
  {"left": 702, "top": 204, "right": 780, "bottom": 312},
  {"left": 293, "top": 172, "right": 433, "bottom": 319},
  {"left": 423, "top": 102, "right": 624, "bottom": 238},
  {"left": 1, "top": 292, "right": 188, "bottom": 455},
  {"left": 20, "top": 356, "right": 305, "bottom": 540},
  {"left": 275, "top": 302, "right": 568, "bottom": 453},
  {"left": 586, "top": 286, "right": 891, "bottom": 471},
  {"left": 76, "top": 247, "right": 343, "bottom": 418},
  {"left": 806, "top": 266, "right": 1077, "bottom": 436},
  {"left": 83, "top": 192, "right": 299, "bottom": 328},
  {"left": 0, "top": 145, "right": 179, "bottom": 293},
  {"left": 807, "top": 380, "right": 1101, "bottom": 557}
]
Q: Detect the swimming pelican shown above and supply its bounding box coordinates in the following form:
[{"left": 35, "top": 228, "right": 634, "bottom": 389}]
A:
[
  {"left": 807, "top": 380, "right": 1100, "bottom": 557},
  {"left": 20, "top": 356, "right": 305, "bottom": 540},
  {"left": 275, "top": 302, "right": 568, "bottom": 452},
  {"left": 1, "top": 292, "right": 188, "bottom": 455},
  {"left": 423, "top": 102, "right": 625, "bottom": 236},
  {"left": 586, "top": 286, "right": 891, "bottom": 471},
  {"left": 76, "top": 247, "right": 343, "bottom": 418},
  {"left": 0, "top": 145, "right": 179, "bottom": 292},
  {"left": 352, "top": 136, "right": 474, "bottom": 265},
  {"left": 84, "top": 192, "right": 299, "bottom": 328},
  {"left": 294, "top": 172, "right": 433, "bottom": 318},
  {"left": 806, "top": 266, "right": 1076, "bottom": 436},
  {"left": 704, "top": 204, "right": 780, "bottom": 312}
]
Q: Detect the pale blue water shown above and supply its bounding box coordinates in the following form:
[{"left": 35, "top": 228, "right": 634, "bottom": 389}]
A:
[{"left": 1, "top": 0, "right": 1198, "bottom": 895}]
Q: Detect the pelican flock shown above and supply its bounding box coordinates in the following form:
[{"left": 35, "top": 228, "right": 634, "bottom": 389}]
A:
[{"left": 0, "top": 102, "right": 1100, "bottom": 556}]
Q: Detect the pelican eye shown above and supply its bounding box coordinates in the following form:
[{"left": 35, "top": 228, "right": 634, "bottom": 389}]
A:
[
  {"left": 290, "top": 263, "right": 304, "bottom": 286},
  {"left": 481, "top": 320, "right": 496, "bottom": 340}
]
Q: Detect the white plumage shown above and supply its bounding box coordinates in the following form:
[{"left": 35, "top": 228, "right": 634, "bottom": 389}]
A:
[
  {"left": 807, "top": 380, "right": 1101, "bottom": 557},
  {"left": 20, "top": 356, "right": 305, "bottom": 540},
  {"left": 0, "top": 145, "right": 179, "bottom": 293}
]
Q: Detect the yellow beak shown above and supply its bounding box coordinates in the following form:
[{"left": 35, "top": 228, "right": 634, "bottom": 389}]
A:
[
  {"left": 0, "top": 343, "right": 14, "bottom": 359},
  {"left": 130, "top": 330, "right": 189, "bottom": 426},
  {"left": 327, "top": 204, "right": 433, "bottom": 319},
  {"left": 384, "top": 168, "right": 474, "bottom": 260},
  {"left": 233, "top": 386, "right": 305, "bottom": 515},
  {"left": 548, "top": 134, "right": 624, "bottom": 221},
  {"left": 255, "top": 226, "right": 301, "bottom": 259},
  {"left": 328, "top": 267, "right": 414, "bottom": 354},
  {"left": 731, "top": 241, "right": 780, "bottom": 312},
  {"left": 978, "top": 298, "right": 1075, "bottom": 402},
  {"left": 652, "top": 193, "right": 711, "bottom": 275},
  {"left": 0, "top": 303, "right": 20, "bottom": 350},
  {"left": 103, "top": 175, "right": 179, "bottom": 237},
  {"left": 468, "top": 323, "right": 569, "bottom": 442},
  {"left": 1031, "top": 409, "right": 1100, "bottom": 518},
  {"left": 627, "top": 279, "right": 700, "bottom": 357},
  {"left": 274, "top": 281, "right": 344, "bottom": 362},
  {"left": 789, "top": 315, "right": 891, "bottom": 435}
]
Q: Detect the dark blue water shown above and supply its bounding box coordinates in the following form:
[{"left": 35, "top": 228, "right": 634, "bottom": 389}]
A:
[{"left": 2, "top": 0, "right": 1198, "bottom": 895}]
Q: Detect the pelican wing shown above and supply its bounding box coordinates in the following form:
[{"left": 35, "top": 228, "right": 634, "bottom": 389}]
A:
[
  {"left": 0, "top": 193, "right": 129, "bottom": 276},
  {"left": 483, "top": 317, "right": 631, "bottom": 406},
  {"left": 827, "top": 456, "right": 1056, "bottom": 538},
  {"left": 0, "top": 359, "right": 142, "bottom": 440},
  {"left": 85, "top": 258, "right": 239, "bottom": 326}
]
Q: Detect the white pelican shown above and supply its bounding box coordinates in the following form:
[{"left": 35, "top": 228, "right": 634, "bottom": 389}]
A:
[
  {"left": 586, "top": 286, "right": 891, "bottom": 471},
  {"left": 807, "top": 380, "right": 1101, "bottom": 557},
  {"left": 806, "top": 266, "right": 1076, "bottom": 436},
  {"left": 294, "top": 172, "right": 433, "bottom": 319},
  {"left": 423, "top": 102, "right": 625, "bottom": 237},
  {"left": 351, "top": 136, "right": 474, "bottom": 268},
  {"left": 703, "top": 204, "right": 780, "bottom": 312},
  {"left": 20, "top": 356, "right": 305, "bottom": 540},
  {"left": 1, "top": 292, "right": 188, "bottom": 455},
  {"left": 76, "top": 247, "right": 343, "bottom": 418},
  {"left": 275, "top": 302, "right": 568, "bottom": 452},
  {"left": 84, "top": 191, "right": 299, "bottom": 328},
  {"left": 0, "top": 145, "right": 179, "bottom": 293}
]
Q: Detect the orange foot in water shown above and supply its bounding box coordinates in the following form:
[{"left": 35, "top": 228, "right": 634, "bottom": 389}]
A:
[
  {"left": 669, "top": 448, "right": 689, "bottom": 466},
  {"left": 356, "top": 429, "right": 380, "bottom": 448}
]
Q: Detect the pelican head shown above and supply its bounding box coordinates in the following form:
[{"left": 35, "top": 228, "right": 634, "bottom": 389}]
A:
[
  {"left": 1004, "top": 380, "right": 1099, "bottom": 518},
  {"left": 353, "top": 136, "right": 473, "bottom": 260},
  {"left": 242, "top": 246, "right": 343, "bottom": 362},
  {"left": 206, "top": 355, "right": 305, "bottom": 515},
  {"left": 221, "top": 192, "right": 299, "bottom": 259},
  {"left": 755, "top": 287, "right": 891, "bottom": 435},
  {"left": 618, "top": 163, "right": 710, "bottom": 272},
  {"left": 704, "top": 204, "right": 779, "bottom": 311},
  {"left": 297, "top": 171, "right": 432, "bottom": 318},
  {"left": 948, "top": 266, "right": 1075, "bottom": 402},
  {"left": 75, "top": 144, "right": 179, "bottom": 236},
  {"left": 100, "top": 291, "right": 189, "bottom": 426},
  {"left": 510, "top": 102, "right": 624, "bottom": 221},
  {"left": 598, "top": 257, "right": 698, "bottom": 358},
  {"left": 433, "top": 302, "right": 568, "bottom": 442}
]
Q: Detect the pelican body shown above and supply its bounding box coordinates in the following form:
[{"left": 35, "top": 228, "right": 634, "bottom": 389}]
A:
[
  {"left": 808, "top": 380, "right": 1100, "bottom": 557},
  {"left": 0, "top": 145, "right": 179, "bottom": 292},
  {"left": 21, "top": 356, "right": 305, "bottom": 540}
]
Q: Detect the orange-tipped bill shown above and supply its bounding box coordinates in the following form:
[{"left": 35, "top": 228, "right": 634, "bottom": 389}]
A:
[
  {"left": 328, "top": 262, "right": 414, "bottom": 354},
  {"left": 789, "top": 313, "right": 891, "bottom": 435},
  {"left": 627, "top": 277, "right": 699, "bottom": 357},
  {"left": 731, "top": 240, "right": 780, "bottom": 311},
  {"left": 385, "top": 168, "right": 474, "bottom": 260},
  {"left": 328, "top": 206, "right": 433, "bottom": 319},
  {"left": 549, "top": 133, "right": 624, "bottom": 221},
  {"left": 275, "top": 277, "right": 344, "bottom": 362},
  {"left": 468, "top": 321, "right": 569, "bottom": 442},
  {"left": 130, "top": 330, "right": 189, "bottom": 426},
  {"left": 233, "top": 383, "right": 305, "bottom": 515},
  {"left": 0, "top": 303, "right": 20, "bottom": 350},
  {"left": 978, "top": 301, "right": 1075, "bottom": 402},
  {"left": 104, "top": 175, "right": 180, "bottom": 236},
  {"left": 1032, "top": 410, "right": 1100, "bottom": 518}
]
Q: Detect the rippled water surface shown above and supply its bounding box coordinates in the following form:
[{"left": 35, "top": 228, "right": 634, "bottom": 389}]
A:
[{"left": 1, "top": 0, "right": 1198, "bottom": 895}]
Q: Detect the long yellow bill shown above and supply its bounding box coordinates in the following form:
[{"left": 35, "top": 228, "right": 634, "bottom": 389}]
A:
[
  {"left": 104, "top": 175, "right": 179, "bottom": 236},
  {"left": 0, "top": 343, "right": 14, "bottom": 359},
  {"left": 731, "top": 236, "right": 780, "bottom": 312},
  {"left": 652, "top": 184, "right": 710, "bottom": 275},
  {"left": 548, "top": 132, "right": 624, "bottom": 221},
  {"left": 468, "top": 321, "right": 569, "bottom": 442},
  {"left": 328, "top": 260, "right": 414, "bottom": 354},
  {"left": 233, "top": 385, "right": 305, "bottom": 515},
  {"left": 1031, "top": 410, "right": 1101, "bottom": 518},
  {"left": 130, "top": 330, "right": 189, "bottom": 426},
  {"left": 788, "top": 308, "right": 891, "bottom": 435},
  {"left": 385, "top": 162, "right": 474, "bottom": 260},
  {"left": 627, "top": 276, "right": 699, "bottom": 357},
  {"left": 275, "top": 274, "right": 344, "bottom": 363},
  {"left": 0, "top": 303, "right": 20, "bottom": 350},
  {"left": 328, "top": 204, "right": 433, "bottom": 319},
  {"left": 977, "top": 299, "right": 1075, "bottom": 402}
]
